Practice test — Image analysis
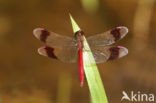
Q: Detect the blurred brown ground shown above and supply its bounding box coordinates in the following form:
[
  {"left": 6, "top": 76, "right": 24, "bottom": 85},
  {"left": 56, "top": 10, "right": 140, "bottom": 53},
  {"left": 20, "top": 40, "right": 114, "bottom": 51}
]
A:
[{"left": 0, "top": 0, "right": 156, "bottom": 103}]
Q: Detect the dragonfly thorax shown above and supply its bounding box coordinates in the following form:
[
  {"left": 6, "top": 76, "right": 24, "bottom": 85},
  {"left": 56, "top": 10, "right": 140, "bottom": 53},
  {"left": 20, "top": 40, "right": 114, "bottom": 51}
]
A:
[{"left": 75, "top": 30, "right": 84, "bottom": 50}]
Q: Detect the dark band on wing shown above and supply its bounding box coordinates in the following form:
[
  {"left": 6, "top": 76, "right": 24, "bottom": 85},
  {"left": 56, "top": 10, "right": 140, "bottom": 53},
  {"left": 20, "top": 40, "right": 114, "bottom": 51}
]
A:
[
  {"left": 108, "top": 47, "right": 119, "bottom": 60},
  {"left": 111, "top": 27, "right": 121, "bottom": 41},
  {"left": 40, "top": 29, "right": 50, "bottom": 42},
  {"left": 45, "top": 46, "right": 57, "bottom": 59},
  {"left": 38, "top": 46, "right": 57, "bottom": 59}
]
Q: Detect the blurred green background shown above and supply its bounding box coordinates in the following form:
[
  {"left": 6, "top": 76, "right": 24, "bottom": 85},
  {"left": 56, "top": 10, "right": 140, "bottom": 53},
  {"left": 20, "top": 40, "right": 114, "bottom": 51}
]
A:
[{"left": 0, "top": 0, "right": 156, "bottom": 103}]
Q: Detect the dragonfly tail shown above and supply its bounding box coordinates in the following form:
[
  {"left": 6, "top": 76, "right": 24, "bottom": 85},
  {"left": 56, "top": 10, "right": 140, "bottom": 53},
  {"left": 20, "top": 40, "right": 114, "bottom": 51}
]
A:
[{"left": 79, "top": 50, "right": 84, "bottom": 87}]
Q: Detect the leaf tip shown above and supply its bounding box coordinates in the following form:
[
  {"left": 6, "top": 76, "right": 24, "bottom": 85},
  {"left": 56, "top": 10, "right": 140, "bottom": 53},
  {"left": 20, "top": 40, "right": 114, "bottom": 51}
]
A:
[{"left": 69, "top": 13, "right": 81, "bottom": 33}]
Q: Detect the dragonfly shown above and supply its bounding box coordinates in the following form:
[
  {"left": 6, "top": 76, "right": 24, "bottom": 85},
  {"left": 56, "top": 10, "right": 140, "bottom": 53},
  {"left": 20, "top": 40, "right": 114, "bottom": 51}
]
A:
[{"left": 33, "top": 26, "right": 128, "bottom": 86}]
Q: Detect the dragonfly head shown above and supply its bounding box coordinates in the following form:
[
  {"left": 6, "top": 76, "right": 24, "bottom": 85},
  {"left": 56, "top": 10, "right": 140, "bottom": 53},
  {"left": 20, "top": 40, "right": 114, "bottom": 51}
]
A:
[{"left": 75, "top": 30, "right": 84, "bottom": 37}]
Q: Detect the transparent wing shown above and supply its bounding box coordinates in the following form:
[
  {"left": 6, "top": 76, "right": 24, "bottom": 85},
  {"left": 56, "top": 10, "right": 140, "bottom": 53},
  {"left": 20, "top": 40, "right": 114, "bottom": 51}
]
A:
[
  {"left": 87, "top": 26, "right": 128, "bottom": 47},
  {"left": 90, "top": 46, "right": 128, "bottom": 63},
  {"left": 33, "top": 28, "right": 76, "bottom": 47},
  {"left": 38, "top": 46, "right": 78, "bottom": 63}
]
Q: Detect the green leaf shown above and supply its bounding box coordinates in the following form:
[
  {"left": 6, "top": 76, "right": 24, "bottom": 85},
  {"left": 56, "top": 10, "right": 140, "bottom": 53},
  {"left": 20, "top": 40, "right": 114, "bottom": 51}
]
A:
[
  {"left": 69, "top": 14, "right": 108, "bottom": 103},
  {"left": 69, "top": 14, "right": 80, "bottom": 33}
]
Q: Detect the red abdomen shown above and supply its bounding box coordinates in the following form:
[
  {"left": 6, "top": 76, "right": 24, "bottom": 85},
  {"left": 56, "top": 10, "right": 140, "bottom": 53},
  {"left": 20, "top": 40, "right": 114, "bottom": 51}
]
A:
[{"left": 78, "top": 49, "right": 84, "bottom": 87}]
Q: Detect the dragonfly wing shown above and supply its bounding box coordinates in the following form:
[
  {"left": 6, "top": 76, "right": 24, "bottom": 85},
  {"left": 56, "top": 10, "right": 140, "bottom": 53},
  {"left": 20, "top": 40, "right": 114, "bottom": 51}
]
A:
[
  {"left": 90, "top": 46, "right": 128, "bottom": 63},
  {"left": 38, "top": 46, "right": 78, "bottom": 63},
  {"left": 87, "top": 26, "right": 128, "bottom": 46},
  {"left": 33, "top": 28, "right": 76, "bottom": 47}
]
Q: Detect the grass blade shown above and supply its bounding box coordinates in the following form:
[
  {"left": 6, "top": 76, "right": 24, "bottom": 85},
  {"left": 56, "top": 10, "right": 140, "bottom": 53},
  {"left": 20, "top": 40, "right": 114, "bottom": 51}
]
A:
[{"left": 69, "top": 14, "right": 108, "bottom": 103}]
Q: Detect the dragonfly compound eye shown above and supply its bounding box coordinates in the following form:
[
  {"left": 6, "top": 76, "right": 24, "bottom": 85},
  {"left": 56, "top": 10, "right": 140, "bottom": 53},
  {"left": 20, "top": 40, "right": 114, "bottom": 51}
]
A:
[{"left": 75, "top": 30, "right": 84, "bottom": 36}]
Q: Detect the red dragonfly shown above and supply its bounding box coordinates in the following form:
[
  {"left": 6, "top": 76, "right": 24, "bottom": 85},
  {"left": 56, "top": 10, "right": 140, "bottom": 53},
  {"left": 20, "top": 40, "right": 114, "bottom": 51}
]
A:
[{"left": 33, "top": 26, "right": 128, "bottom": 86}]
